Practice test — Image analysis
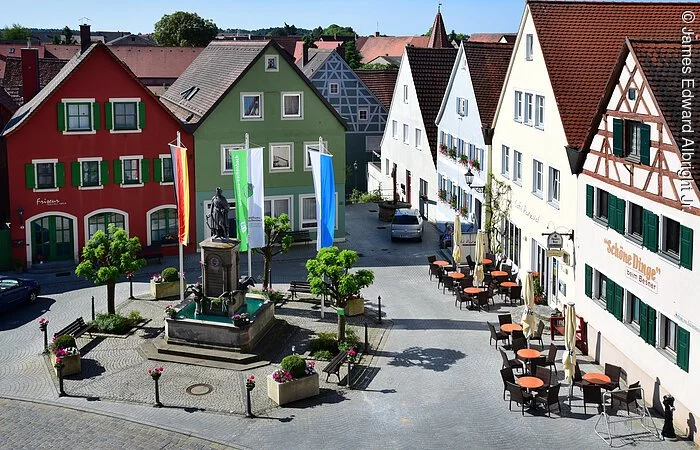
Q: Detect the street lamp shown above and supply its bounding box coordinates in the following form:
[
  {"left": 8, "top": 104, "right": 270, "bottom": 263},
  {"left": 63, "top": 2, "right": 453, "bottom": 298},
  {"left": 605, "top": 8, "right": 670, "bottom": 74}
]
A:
[{"left": 464, "top": 169, "right": 485, "bottom": 193}]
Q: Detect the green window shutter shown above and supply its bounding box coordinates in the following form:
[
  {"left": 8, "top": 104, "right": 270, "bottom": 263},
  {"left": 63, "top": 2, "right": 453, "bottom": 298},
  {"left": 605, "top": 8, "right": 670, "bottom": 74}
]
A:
[
  {"left": 57, "top": 103, "right": 65, "bottom": 132},
  {"left": 642, "top": 210, "right": 648, "bottom": 248},
  {"left": 585, "top": 264, "right": 592, "bottom": 298},
  {"left": 640, "top": 123, "right": 651, "bottom": 165},
  {"left": 614, "top": 284, "right": 624, "bottom": 321},
  {"left": 55, "top": 163, "right": 65, "bottom": 187},
  {"left": 153, "top": 158, "right": 163, "bottom": 183},
  {"left": 616, "top": 197, "right": 626, "bottom": 234},
  {"left": 608, "top": 193, "right": 617, "bottom": 229},
  {"left": 25, "top": 163, "right": 35, "bottom": 189},
  {"left": 104, "top": 102, "right": 112, "bottom": 130},
  {"left": 612, "top": 118, "right": 623, "bottom": 157},
  {"left": 606, "top": 279, "right": 615, "bottom": 313},
  {"left": 586, "top": 185, "right": 594, "bottom": 218},
  {"left": 647, "top": 307, "right": 657, "bottom": 347},
  {"left": 677, "top": 327, "right": 690, "bottom": 372},
  {"left": 138, "top": 101, "right": 146, "bottom": 129},
  {"left": 71, "top": 162, "right": 81, "bottom": 187},
  {"left": 92, "top": 102, "right": 101, "bottom": 130},
  {"left": 639, "top": 302, "right": 649, "bottom": 343},
  {"left": 141, "top": 158, "right": 150, "bottom": 183},
  {"left": 647, "top": 212, "right": 658, "bottom": 253},
  {"left": 113, "top": 160, "right": 122, "bottom": 184},
  {"left": 680, "top": 225, "right": 693, "bottom": 270},
  {"left": 100, "top": 160, "right": 109, "bottom": 185}
]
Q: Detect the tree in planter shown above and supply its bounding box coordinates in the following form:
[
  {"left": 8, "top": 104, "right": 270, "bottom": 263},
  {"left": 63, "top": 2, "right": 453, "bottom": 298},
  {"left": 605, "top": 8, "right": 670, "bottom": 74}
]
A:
[
  {"left": 75, "top": 225, "right": 145, "bottom": 314},
  {"left": 252, "top": 214, "right": 293, "bottom": 290},
  {"left": 305, "top": 247, "right": 374, "bottom": 341}
]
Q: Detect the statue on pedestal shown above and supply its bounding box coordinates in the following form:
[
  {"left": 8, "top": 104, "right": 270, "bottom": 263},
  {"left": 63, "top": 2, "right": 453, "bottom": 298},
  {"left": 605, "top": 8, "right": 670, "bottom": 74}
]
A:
[{"left": 207, "top": 187, "right": 230, "bottom": 239}]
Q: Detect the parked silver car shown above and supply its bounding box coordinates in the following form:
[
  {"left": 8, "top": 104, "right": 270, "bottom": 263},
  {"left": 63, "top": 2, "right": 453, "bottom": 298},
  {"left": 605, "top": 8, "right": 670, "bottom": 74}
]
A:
[{"left": 391, "top": 209, "right": 424, "bottom": 241}]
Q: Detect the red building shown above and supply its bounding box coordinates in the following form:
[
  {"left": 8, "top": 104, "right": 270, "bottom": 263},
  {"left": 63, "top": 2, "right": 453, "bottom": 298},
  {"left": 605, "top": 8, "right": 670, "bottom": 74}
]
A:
[{"left": 2, "top": 35, "right": 195, "bottom": 269}]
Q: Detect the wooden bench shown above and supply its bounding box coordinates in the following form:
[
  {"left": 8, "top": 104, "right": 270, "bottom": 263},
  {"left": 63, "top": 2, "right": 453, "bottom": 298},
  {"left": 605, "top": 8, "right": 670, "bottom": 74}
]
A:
[
  {"left": 287, "top": 230, "right": 311, "bottom": 247},
  {"left": 289, "top": 280, "right": 312, "bottom": 300},
  {"left": 54, "top": 317, "right": 93, "bottom": 340},
  {"left": 322, "top": 350, "right": 348, "bottom": 382},
  {"left": 550, "top": 314, "right": 588, "bottom": 355},
  {"left": 140, "top": 243, "right": 163, "bottom": 264}
]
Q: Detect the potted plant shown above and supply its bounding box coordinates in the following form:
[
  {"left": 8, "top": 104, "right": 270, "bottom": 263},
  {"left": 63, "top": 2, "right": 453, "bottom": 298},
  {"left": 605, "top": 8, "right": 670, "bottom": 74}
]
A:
[
  {"left": 438, "top": 189, "right": 447, "bottom": 202},
  {"left": 232, "top": 312, "right": 250, "bottom": 327},
  {"left": 470, "top": 159, "right": 481, "bottom": 171},
  {"left": 49, "top": 335, "right": 81, "bottom": 376},
  {"left": 448, "top": 147, "right": 457, "bottom": 159},
  {"left": 164, "top": 304, "right": 177, "bottom": 319},
  {"left": 450, "top": 197, "right": 457, "bottom": 210},
  {"left": 267, "top": 355, "right": 319, "bottom": 406},
  {"left": 460, "top": 206, "right": 469, "bottom": 217},
  {"left": 439, "top": 144, "right": 448, "bottom": 155},
  {"left": 150, "top": 267, "right": 184, "bottom": 299},
  {"left": 532, "top": 274, "right": 546, "bottom": 305},
  {"left": 459, "top": 154, "right": 469, "bottom": 166}
]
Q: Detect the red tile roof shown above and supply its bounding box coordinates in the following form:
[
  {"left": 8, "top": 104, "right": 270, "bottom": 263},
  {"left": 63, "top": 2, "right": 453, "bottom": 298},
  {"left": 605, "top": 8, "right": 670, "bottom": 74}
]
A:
[
  {"left": 356, "top": 36, "right": 430, "bottom": 63},
  {"left": 293, "top": 40, "right": 343, "bottom": 61},
  {"left": 464, "top": 41, "right": 514, "bottom": 129},
  {"left": 468, "top": 33, "right": 517, "bottom": 44},
  {"left": 529, "top": 0, "right": 694, "bottom": 150},
  {"left": 406, "top": 46, "right": 458, "bottom": 164},
  {"left": 2, "top": 56, "right": 68, "bottom": 105},
  {"left": 355, "top": 69, "right": 399, "bottom": 110},
  {"left": 0, "top": 44, "right": 46, "bottom": 79}
]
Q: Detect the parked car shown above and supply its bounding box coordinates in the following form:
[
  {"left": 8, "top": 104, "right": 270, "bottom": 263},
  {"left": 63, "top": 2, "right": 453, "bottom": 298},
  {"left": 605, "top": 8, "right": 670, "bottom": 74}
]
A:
[
  {"left": 391, "top": 209, "right": 424, "bottom": 241},
  {"left": 0, "top": 275, "right": 40, "bottom": 312}
]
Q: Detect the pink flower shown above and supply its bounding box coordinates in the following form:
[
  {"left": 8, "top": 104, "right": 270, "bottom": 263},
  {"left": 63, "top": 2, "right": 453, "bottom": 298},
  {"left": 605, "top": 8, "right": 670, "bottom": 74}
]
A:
[
  {"left": 55, "top": 357, "right": 61, "bottom": 364},
  {"left": 348, "top": 349, "right": 357, "bottom": 356},
  {"left": 148, "top": 369, "right": 152, "bottom": 375},
  {"left": 249, "top": 375, "right": 254, "bottom": 380},
  {"left": 157, "top": 367, "right": 164, "bottom": 372}
]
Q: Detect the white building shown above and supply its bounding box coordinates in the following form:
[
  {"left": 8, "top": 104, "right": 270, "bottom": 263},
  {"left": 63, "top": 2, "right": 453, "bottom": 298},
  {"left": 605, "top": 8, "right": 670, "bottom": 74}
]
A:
[
  {"left": 490, "top": 0, "right": 688, "bottom": 308},
  {"left": 576, "top": 38, "right": 699, "bottom": 440},
  {"left": 434, "top": 40, "right": 513, "bottom": 229}
]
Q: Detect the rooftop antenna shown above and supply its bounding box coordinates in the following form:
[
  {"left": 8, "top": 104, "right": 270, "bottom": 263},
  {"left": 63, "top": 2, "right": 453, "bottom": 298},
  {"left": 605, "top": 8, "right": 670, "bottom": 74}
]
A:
[
  {"left": 79, "top": 17, "right": 91, "bottom": 26},
  {"left": 438, "top": 2, "right": 442, "bottom": 13}
]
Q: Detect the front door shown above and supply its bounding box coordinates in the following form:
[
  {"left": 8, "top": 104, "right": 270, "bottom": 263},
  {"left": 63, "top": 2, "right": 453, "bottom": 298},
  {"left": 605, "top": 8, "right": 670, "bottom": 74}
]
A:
[{"left": 31, "top": 216, "right": 74, "bottom": 263}]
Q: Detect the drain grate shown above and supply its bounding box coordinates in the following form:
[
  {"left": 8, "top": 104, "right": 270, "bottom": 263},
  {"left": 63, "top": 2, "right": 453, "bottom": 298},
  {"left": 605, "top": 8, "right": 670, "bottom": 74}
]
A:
[{"left": 186, "top": 383, "right": 213, "bottom": 396}]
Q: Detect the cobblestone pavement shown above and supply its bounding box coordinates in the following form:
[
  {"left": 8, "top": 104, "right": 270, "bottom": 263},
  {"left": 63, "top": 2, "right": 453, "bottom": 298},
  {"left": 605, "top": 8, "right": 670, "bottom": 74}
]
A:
[{"left": 0, "top": 204, "right": 695, "bottom": 449}]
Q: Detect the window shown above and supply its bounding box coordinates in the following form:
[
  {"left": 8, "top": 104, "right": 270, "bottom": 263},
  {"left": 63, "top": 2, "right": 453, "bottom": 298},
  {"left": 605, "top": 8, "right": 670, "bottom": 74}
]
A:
[
  {"left": 548, "top": 167, "right": 560, "bottom": 205},
  {"left": 514, "top": 91, "right": 523, "bottom": 121},
  {"left": 403, "top": 124, "right": 409, "bottom": 144},
  {"left": 457, "top": 97, "right": 467, "bottom": 116},
  {"left": 241, "top": 93, "right": 262, "bottom": 119},
  {"left": 392, "top": 120, "right": 397, "bottom": 139},
  {"left": 628, "top": 88, "right": 636, "bottom": 100},
  {"left": 596, "top": 189, "right": 609, "bottom": 222},
  {"left": 264, "top": 55, "right": 278, "bottom": 72},
  {"left": 358, "top": 108, "right": 368, "bottom": 121},
  {"left": 532, "top": 159, "right": 543, "bottom": 197},
  {"left": 300, "top": 194, "right": 338, "bottom": 230},
  {"left": 501, "top": 146, "right": 510, "bottom": 178},
  {"left": 81, "top": 160, "right": 100, "bottom": 187},
  {"left": 329, "top": 83, "right": 339, "bottom": 95},
  {"left": 87, "top": 212, "right": 125, "bottom": 239},
  {"left": 625, "top": 120, "right": 644, "bottom": 159},
  {"left": 535, "top": 95, "right": 544, "bottom": 128},
  {"left": 67, "top": 103, "right": 92, "bottom": 131},
  {"left": 524, "top": 93, "right": 534, "bottom": 125},
  {"left": 627, "top": 203, "right": 643, "bottom": 239},
  {"left": 415, "top": 128, "right": 422, "bottom": 149},
  {"left": 304, "top": 141, "right": 327, "bottom": 171},
  {"left": 385, "top": 158, "right": 390, "bottom": 175},
  {"left": 161, "top": 156, "right": 174, "bottom": 183},
  {"left": 270, "top": 143, "right": 293, "bottom": 171},
  {"left": 403, "top": 84, "right": 408, "bottom": 103},
  {"left": 149, "top": 208, "right": 178, "bottom": 244},
  {"left": 123, "top": 158, "right": 140, "bottom": 185},
  {"left": 525, "top": 34, "right": 533, "bottom": 60},
  {"left": 628, "top": 293, "right": 640, "bottom": 325},
  {"left": 221, "top": 144, "right": 245, "bottom": 174},
  {"left": 596, "top": 271, "right": 608, "bottom": 301},
  {"left": 504, "top": 220, "right": 521, "bottom": 266},
  {"left": 36, "top": 162, "right": 56, "bottom": 189},
  {"left": 113, "top": 102, "right": 137, "bottom": 130},
  {"left": 282, "top": 92, "right": 302, "bottom": 119},
  {"left": 264, "top": 196, "right": 291, "bottom": 219},
  {"left": 662, "top": 316, "right": 678, "bottom": 352},
  {"left": 662, "top": 217, "right": 681, "bottom": 257},
  {"left": 513, "top": 151, "right": 522, "bottom": 184}
]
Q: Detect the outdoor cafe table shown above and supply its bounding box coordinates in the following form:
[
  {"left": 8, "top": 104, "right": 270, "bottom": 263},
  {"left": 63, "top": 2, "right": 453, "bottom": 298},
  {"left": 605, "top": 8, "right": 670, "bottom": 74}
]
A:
[
  {"left": 500, "top": 281, "right": 518, "bottom": 288},
  {"left": 517, "top": 349, "right": 541, "bottom": 360},
  {"left": 463, "top": 287, "right": 482, "bottom": 295},
  {"left": 491, "top": 271, "right": 508, "bottom": 278},
  {"left": 448, "top": 272, "right": 465, "bottom": 279},
  {"left": 517, "top": 376, "right": 545, "bottom": 407},
  {"left": 500, "top": 323, "right": 522, "bottom": 334},
  {"left": 482, "top": 258, "right": 492, "bottom": 265},
  {"left": 433, "top": 260, "right": 450, "bottom": 267},
  {"left": 583, "top": 373, "right": 611, "bottom": 385}
]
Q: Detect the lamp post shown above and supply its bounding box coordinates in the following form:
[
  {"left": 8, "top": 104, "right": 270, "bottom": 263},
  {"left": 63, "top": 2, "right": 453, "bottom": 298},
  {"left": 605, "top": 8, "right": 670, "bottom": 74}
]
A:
[{"left": 353, "top": 161, "right": 358, "bottom": 191}]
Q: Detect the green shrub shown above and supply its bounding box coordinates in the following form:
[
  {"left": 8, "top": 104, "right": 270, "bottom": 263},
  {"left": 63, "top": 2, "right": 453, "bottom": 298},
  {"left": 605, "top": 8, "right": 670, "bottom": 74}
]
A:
[
  {"left": 349, "top": 189, "right": 383, "bottom": 204},
  {"left": 50, "top": 334, "right": 76, "bottom": 353},
  {"left": 161, "top": 267, "right": 179, "bottom": 282},
  {"left": 94, "top": 313, "right": 131, "bottom": 334},
  {"left": 281, "top": 354, "right": 306, "bottom": 379},
  {"left": 309, "top": 332, "right": 339, "bottom": 355},
  {"left": 340, "top": 327, "right": 360, "bottom": 350},
  {"left": 127, "top": 310, "right": 142, "bottom": 323},
  {"left": 311, "top": 350, "right": 333, "bottom": 361}
]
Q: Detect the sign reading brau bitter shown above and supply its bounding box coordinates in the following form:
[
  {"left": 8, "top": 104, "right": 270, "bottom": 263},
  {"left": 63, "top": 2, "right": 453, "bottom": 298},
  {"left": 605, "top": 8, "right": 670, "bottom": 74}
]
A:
[{"left": 547, "top": 232, "right": 564, "bottom": 250}]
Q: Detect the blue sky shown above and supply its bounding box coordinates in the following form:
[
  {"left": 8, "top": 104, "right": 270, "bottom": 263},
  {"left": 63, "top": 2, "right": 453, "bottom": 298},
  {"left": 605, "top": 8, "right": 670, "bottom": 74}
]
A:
[{"left": 3, "top": 0, "right": 527, "bottom": 36}]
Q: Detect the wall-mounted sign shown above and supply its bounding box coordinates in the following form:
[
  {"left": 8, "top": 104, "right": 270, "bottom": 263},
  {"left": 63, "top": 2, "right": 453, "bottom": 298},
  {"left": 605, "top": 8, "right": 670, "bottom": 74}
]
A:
[
  {"left": 674, "top": 313, "right": 700, "bottom": 333},
  {"left": 546, "top": 249, "right": 565, "bottom": 258},
  {"left": 604, "top": 239, "right": 661, "bottom": 293},
  {"left": 36, "top": 198, "right": 67, "bottom": 206},
  {"left": 512, "top": 199, "right": 541, "bottom": 223},
  {"left": 547, "top": 232, "right": 563, "bottom": 250}
]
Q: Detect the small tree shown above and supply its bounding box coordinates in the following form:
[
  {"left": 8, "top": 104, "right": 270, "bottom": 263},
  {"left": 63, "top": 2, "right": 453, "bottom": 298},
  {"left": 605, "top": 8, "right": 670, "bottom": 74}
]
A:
[
  {"left": 62, "top": 26, "right": 76, "bottom": 45},
  {"left": 2, "top": 24, "right": 30, "bottom": 41},
  {"left": 75, "top": 225, "right": 145, "bottom": 314},
  {"left": 252, "top": 214, "right": 293, "bottom": 290},
  {"left": 342, "top": 40, "right": 362, "bottom": 70},
  {"left": 306, "top": 247, "right": 374, "bottom": 341}
]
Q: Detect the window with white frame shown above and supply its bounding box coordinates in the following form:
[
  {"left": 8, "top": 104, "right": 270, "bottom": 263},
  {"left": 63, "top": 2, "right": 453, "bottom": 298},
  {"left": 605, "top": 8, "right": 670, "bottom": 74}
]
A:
[
  {"left": 385, "top": 158, "right": 390, "bottom": 175},
  {"left": 548, "top": 167, "right": 560, "bottom": 205},
  {"left": 415, "top": 128, "right": 422, "bottom": 149},
  {"left": 221, "top": 144, "right": 245, "bottom": 174},
  {"left": 264, "top": 196, "right": 291, "bottom": 219},
  {"left": 299, "top": 193, "right": 338, "bottom": 230},
  {"left": 513, "top": 150, "right": 522, "bottom": 184},
  {"left": 392, "top": 120, "right": 397, "bottom": 139},
  {"left": 535, "top": 95, "right": 544, "bottom": 128},
  {"left": 270, "top": 143, "right": 293, "bottom": 171},
  {"left": 457, "top": 97, "right": 467, "bottom": 116},
  {"left": 504, "top": 219, "right": 521, "bottom": 266},
  {"left": 524, "top": 93, "right": 534, "bottom": 125},
  {"left": 80, "top": 159, "right": 101, "bottom": 187},
  {"left": 149, "top": 207, "right": 178, "bottom": 244},
  {"left": 403, "top": 84, "right": 408, "bottom": 103},
  {"left": 525, "top": 34, "right": 534, "bottom": 60},
  {"left": 304, "top": 141, "right": 327, "bottom": 171},
  {"left": 282, "top": 92, "right": 303, "bottom": 119},
  {"left": 661, "top": 315, "right": 678, "bottom": 352},
  {"left": 87, "top": 212, "right": 125, "bottom": 239},
  {"left": 329, "top": 83, "right": 339, "bottom": 95},
  {"left": 160, "top": 155, "right": 174, "bottom": 183},
  {"left": 514, "top": 91, "right": 523, "bottom": 121},
  {"left": 35, "top": 160, "right": 57, "bottom": 189},
  {"left": 122, "top": 157, "right": 141, "bottom": 185},
  {"left": 358, "top": 108, "right": 368, "bottom": 121},
  {"left": 241, "top": 93, "right": 263, "bottom": 119},
  {"left": 264, "top": 54, "right": 279, "bottom": 72},
  {"left": 403, "top": 124, "right": 409, "bottom": 144},
  {"left": 501, "top": 145, "right": 510, "bottom": 178},
  {"left": 112, "top": 101, "right": 138, "bottom": 130},
  {"left": 532, "top": 159, "right": 543, "bottom": 197},
  {"left": 66, "top": 102, "right": 92, "bottom": 131}
]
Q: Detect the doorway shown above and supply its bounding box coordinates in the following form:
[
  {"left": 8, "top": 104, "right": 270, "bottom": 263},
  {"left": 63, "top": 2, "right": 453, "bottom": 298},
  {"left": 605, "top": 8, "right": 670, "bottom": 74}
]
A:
[
  {"left": 406, "top": 170, "right": 411, "bottom": 205},
  {"left": 30, "top": 216, "right": 74, "bottom": 263}
]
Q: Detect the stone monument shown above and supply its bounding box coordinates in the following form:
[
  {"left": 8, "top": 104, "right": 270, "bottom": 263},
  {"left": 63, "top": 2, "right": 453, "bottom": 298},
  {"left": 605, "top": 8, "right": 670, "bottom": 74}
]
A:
[{"left": 201, "top": 187, "right": 240, "bottom": 298}]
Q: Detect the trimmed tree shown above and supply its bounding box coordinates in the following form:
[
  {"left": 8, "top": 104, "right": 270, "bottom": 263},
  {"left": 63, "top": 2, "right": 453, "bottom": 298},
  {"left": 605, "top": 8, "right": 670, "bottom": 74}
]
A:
[
  {"left": 305, "top": 247, "right": 374, "bottom": 341},
  {"left": 75, "top": 225, "right": 146, "bottom": 314},
  {"left": 252, "top": 214, "right": 293, "bottom": 290}
]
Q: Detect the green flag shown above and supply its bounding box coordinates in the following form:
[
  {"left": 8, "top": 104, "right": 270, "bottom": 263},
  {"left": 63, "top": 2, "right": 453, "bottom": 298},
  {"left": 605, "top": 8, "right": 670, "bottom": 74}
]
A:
[{"left": 232, "top": 149, "right": 249, "bottom": 251}]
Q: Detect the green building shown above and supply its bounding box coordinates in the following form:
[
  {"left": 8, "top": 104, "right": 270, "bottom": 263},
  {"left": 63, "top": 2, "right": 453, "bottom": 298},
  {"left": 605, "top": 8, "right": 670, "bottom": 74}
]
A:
[{"left": 161, "top": 41, "right": 348, "bottom": 245}]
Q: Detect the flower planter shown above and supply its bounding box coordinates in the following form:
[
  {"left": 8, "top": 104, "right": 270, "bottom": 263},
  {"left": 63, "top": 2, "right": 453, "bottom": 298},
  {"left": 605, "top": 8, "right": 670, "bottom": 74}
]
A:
[
  {"left": 267, "top": 372, "right": 319, "bottom": 406},
  {"left": 345, "top": 297, "right": 365, "bottom": 317},
  {"left": 150, "top": 279, "right": 183, "bottom": 299},
  {"left": 51, "top": 352, "right": 81, "bottom": 377}
]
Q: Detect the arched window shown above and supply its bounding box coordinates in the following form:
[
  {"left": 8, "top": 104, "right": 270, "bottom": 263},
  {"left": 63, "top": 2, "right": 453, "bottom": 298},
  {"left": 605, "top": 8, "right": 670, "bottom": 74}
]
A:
[
  {"left": 87, "top": 212, "right": 125, "bottom": 239},
  {"left": 150, "top": 208, "right": 178, "bottom": 244}
]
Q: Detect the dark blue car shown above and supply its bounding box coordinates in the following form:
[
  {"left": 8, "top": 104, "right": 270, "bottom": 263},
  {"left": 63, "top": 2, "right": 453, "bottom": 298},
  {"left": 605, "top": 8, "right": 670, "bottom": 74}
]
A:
[{"left": 0, "top": 275, "right": 40, "bottom": 312}]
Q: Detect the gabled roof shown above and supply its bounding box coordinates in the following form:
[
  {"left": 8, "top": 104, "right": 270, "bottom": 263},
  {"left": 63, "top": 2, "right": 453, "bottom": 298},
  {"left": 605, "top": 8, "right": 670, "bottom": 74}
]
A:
[
  {"left": 2, "top": 56, "right": 68, "bottom": 105},
  {"left": 160, "top": 40, "right": 348, "bottom": 130},
  {"left": 0, "top": 86, "right": 17, "bottom": 115},
  {"left": 356, "top": 36, "right": 430, "bottom": 63},
  {"left": 406, "top": 46, "right": 458, "bottom": 164},
  {"left": 468, "top": 33, "right": 517, "bottom": 44},
  {"left": 107, "top": 34, "right": 155, "bottom": 46},
  {"left": 297, "top": 48, "right": 335, "bottom": 77},
  {"left": 293, "top": 41, "right": 342, "bottom": 62},
  {"left": 464, "top": 41, "right": 514, "bottom": 128},
  {"left": 428, "top": 8, "right": 451, "bottom": 49},
  {"left": 355, "top": 69, "right": 399, "bottom": 110},
  {"left": 0, "top": 43, "right": 47, "bottom": 79},
  {"left": 527, "top": 0, "right": 694, "bottom": 150}
]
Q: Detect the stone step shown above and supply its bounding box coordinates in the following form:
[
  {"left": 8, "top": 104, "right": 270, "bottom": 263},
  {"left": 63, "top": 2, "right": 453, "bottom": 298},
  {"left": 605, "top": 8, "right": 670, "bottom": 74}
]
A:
[
  {"left": 139, "top": 341, "right": 270, "bottom": 372},
  {"left": 154, "top": 339, "right": 259, "bottom": 364}
]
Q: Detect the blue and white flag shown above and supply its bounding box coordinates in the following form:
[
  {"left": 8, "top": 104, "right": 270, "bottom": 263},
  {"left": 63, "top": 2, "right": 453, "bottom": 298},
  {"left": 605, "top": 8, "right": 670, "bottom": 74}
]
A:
[{"left": 308, "top": 149, "right": 336, "bottom": 250}]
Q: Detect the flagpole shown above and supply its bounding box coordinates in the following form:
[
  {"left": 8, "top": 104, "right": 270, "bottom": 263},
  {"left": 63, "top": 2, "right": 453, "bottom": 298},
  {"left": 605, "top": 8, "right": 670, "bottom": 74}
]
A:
[
  {"left": 318, "top": 136, "right": 324, "bottom": 319},
  {"left": 245, "top": 133, "right": 252, "bottom": 280},
  {"left": 177, "top": 131, "right": 185, "bottom": 304}
]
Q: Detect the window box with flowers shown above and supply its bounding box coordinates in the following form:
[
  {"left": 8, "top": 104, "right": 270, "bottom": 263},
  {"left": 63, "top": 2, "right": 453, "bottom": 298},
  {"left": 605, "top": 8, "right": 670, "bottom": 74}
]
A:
[
  {"left": 459, "top": 155, "right": 469, "bottom": 167},
  {"left": 450, "top": 197, "right": 457, "bottom": 210},
  {"left": 448, "top": 147, "right": 457, "bottom": 160},
  {"left": 460, "top": 206, "right": 469, "bottom": 217},
  {"left": 470, "top": 159, "right": 481, "bottom": 171},
  {"left": 150, "top": 267, "right": 185, "bottom": 300},
  {"left": 267, "top": 355, "right": 319, "bottom": 405},
  {"left": 438, "top": 189, "right": 447, "bottom": 202},
  {"left": 49, "top": 335, "right": 81, "bottom": 376},
  {"left": 439, "top": 144, "right": 449, "bottom": 156}
]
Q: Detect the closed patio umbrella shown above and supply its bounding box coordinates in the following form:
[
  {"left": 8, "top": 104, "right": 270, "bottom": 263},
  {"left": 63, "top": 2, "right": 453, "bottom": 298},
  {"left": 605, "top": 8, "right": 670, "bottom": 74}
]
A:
[
  {"left": 563, "top": 301, "right": 577, "bottom": 400},
  {"left": 452, "top": 215, "right": 462, "bottom": 266},
  {"left": 521, "top": 272, "right": 537, "bottom": 344},
  {"left": 473, "top": 231, "right": 485, "bottom": 286}
]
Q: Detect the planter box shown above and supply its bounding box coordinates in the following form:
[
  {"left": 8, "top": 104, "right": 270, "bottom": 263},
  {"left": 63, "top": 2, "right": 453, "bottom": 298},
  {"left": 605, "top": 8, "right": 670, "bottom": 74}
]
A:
[
  {"left": 150, "top": 279, "right": 183, "bottom": 299},
  {"left": 267, "top": 372, "right": 319, "bottom": 406},
  {"left": 51, "top": 352, "right": 81, "bottom": 377},
  {"left": 345, "top": 297, "right": 365, "bottom": 317}
]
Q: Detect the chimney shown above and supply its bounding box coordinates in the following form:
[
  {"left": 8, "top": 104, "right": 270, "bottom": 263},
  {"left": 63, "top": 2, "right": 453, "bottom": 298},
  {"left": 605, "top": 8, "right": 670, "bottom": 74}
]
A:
[
  {"left": 20, "top": 47, "right": 40, "bottom": 103},
  {"left": 302, "top": 44, "right": 309, "bottom": 67},
  {"left": 374, "top": 31, "right": 380, "bottom": 37},
  {"left": 80, "top": 24, "right": 91, "bottom": 54}
]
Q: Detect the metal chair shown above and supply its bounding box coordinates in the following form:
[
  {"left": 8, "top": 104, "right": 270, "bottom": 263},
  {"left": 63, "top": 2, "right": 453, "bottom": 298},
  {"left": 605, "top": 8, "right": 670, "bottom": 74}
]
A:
[
  {"left": 535, "top": 383, "right": 562, "bottom": 417},
  {"left": 528, "top": 356, "right": 547, "bottom": 376},
  {"left": 535, "top": 365, "right": 552, "bottom": 387},
  {"left": 500, "top": 348, "right": 522, "bottom": 372},
  {"left": 456, "top": 290, "right": 471, "bottom": 310},
  {"left": 573, "top": 362, "right": 588, "bottom": 393},
  {"left": 429, "top": 264, "right": 441, "bottom": 281},
  {"left": 511, "top": 337, "right": 527, "bottom": 356},
  {"left": 474, "top": 291, "right": 490, "bottom": 311},
  {"left": 443, "top": 276, "right": 455, "bottom": 295},
  {"left": 506, "top": 381, "right": 533, "bottom": 415},
  {"left": 466, "top": 254, "right": 475, "bottom": 271},
  {"left": 544, "top": 343, "right": 558, "bottom": 377}
]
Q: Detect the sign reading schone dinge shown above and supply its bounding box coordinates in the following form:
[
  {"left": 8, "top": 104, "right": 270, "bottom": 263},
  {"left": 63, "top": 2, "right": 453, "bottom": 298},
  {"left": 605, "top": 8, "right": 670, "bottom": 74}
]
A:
[{"left": 603, "top": 239, "right": 660, "bottom": 294}]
